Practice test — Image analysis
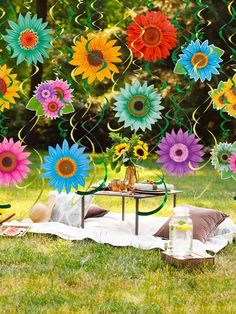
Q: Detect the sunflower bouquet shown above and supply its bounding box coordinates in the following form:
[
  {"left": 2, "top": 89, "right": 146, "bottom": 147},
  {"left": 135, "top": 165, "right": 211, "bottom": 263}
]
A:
[{"left": 107, "top": 133, "right": 149, "bottom": 173}]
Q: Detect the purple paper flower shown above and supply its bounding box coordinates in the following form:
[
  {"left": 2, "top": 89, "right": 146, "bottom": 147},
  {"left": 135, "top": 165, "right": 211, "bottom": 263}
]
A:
[
  {"left": 34, "top": 82, "right": 55, "bottom": 104},
  {"left": 156, "top": 129, "right": 204, "bottom": 176}
]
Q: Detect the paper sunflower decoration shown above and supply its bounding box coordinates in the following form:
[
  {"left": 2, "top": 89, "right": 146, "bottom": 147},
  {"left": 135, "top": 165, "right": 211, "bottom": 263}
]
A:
[
  {"left": 4, "top": 13, "right": 53, "bottom": 65},
  {"left": 174, "top": 40, "right": 224, "bottom": 82},
  {"left": 211, "top": 142, "right": 236, "bottom": 180},
  {"left": 26, "top": 79, "right": 74, "bottom": 118},
  {"left": 41, "top": 140, "right": 91, "bottom": 193},
  {"left": 126, "top": 11, "right": 177, "bottom": 62},
  {"left": 156, "top": 129, "right": 204, "bottom": 176},
  {"left": 209, "top": 75, "right": 236, "bottom": 118},
  {"left": 0, "top": 65, "right": 20, "bottom": 111},
  {"left": 0, "top": 138, "right": 31, "bottom": 187},
  {"left": 113, "top": 81, "right": 163, "bottom": 132},
  {"left": 229, "top": 152, "right": 236, "bottom": 174},
  {"left": 69, "top": 33, "right": 122, "bottom": 84}
]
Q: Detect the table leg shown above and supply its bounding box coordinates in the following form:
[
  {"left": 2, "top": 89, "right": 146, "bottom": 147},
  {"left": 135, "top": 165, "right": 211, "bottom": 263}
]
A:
[
  {"left": 122, "top": 196, "right": 125, "bottom": 221},
  {"left": 81, "top": 196, "right": 85, "bottom": 228},
  {"left": 173, "top": 193, "right": 177, "bottom": 208},
  {"left": 135, "top": 198, "right": 139, "bottom": 235}
]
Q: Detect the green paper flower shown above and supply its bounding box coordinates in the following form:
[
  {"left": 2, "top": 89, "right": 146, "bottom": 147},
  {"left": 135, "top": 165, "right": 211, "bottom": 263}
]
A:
[
  {"left": 211, "top": 142, "right": 234, "bottom": 172},
  {"left": 113, "top": 81, "right": 163, "bottom": 132},
  {"left": 4, "top": 13, "right": 53, "bottom": 65}
]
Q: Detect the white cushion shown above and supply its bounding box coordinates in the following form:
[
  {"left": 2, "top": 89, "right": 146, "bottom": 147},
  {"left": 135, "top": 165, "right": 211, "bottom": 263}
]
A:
[{"left": 50, "top": 192, "right": 93, "bottom": 227}]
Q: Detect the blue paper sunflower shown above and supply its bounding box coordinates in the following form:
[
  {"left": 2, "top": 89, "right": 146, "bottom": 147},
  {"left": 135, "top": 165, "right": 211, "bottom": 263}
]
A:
[
  {"left": 4, "top": 13, "right": 53, "bottom": 65},
  {"left": 41, "top": 140, "right": 91, "bottom": 193},
  {"left": 113, "top": 81, "right": 163, "bottom": 132},
  {"left": 174, "top": 40, "right": 223, "bottom": 82}
]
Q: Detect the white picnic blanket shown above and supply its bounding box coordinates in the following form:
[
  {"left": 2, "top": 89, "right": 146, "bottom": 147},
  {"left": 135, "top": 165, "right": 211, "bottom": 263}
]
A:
[{"left": 4, "top": 213, "right": 236, "bottom": 253}]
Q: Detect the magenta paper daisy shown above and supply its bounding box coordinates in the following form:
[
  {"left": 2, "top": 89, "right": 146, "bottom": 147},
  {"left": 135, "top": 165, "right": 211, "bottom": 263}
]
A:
[
  {"left": 35, "top": 82, "right": 55, "bottom": 104},
  {"left": 43, "top": 96, "right": 64, "bottom": 119},
  {"left": 49, "top": 78, "right": 73, "bottom": 104},
  {"left": 156, "top": 129, "right": 204, "bottom": 176},
  {"left": 229, "top": 152, "right": 236, "bottom": 173},
  {"left": 0, "top": 138, "right": 31, "bottom": 187}
]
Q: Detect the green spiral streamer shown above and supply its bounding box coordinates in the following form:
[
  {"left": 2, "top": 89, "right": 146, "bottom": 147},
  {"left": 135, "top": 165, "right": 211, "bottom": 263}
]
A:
[
  {"left": 0, "top": 111, "right": 8, "bottom": 137},
  {"left": 170, "top": 0, "right": 196, "bottom": 129},
  {"left": 57, "top": 108, "right": 68, "bottom": 139},
  {"left": 137, "top": 174, "right": 168, "bottom": 216},
  {"left": 0, "top": 204, "right": 11, "bottom": 209},
  {"left": 219, "top": 109, "right": 231, "bottom": 140},
  {"left": 194, "top": 0, "right": 207, "bottom": 41}
]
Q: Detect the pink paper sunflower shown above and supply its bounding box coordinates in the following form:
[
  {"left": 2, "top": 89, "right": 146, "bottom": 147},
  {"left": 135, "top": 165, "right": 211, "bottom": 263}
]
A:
[
  {"left": 43, "top": 96, "right": 64, "bottom": 119},
  {"left": 229, "top": 152, "right": 236, "bottom": 173},
  {"left": 49, "top": 78, "right": 73, "bottom": 104},
  {"left": 0, "top": 138, "right": 31, "bottom": 187}
]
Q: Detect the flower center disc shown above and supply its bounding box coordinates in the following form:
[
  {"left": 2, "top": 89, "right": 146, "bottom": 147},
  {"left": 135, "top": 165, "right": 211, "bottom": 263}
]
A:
[
  {"left": 137, "top": 148, "right": 144, "bottom": 156},
  {"left": 142, "top": 26, "right": 162, "bottom": 47},
  {"left": 220, "top": 153, "right": 229, "bottom": 163},
  {"left": 87, "top": 50, "right": 104, "bottom": 66},
  {"left": 191, "top": 52, "right": 208, "bottom": 69},
  {"left": 56, "top": 157, "right": 77, "bottom": 178},
  {"left": 48, "top": 102, "right": 58, "bottom": 112},
  {"left": 54, "top": 87, "right": 64, "bottom": 98},
  {"left": 128, "top": 95, "right": 150, "bottom": 118},
  {"left": 169, "top": 143, "right": 189, "bottom": 163},
  {"left": 0, "top": 151, "right": 17, "bottom": 173},
  {"left": 0, "top": 78, "right": 7, "bottom": 95},
  {"left": 19, "top": 29, "right": 39, "bottom": 50},
  {"left": 232, "top": 104, "right": 236, "bottom": 111}
]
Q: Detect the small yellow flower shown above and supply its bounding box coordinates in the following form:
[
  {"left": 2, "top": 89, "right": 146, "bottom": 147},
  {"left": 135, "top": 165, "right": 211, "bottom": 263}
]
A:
[
  {"left": 115, "top": 143, "right": 129, "bottom": 156},
  {"left": 133, "top": 145, "right": 148, "bottom": 160}
]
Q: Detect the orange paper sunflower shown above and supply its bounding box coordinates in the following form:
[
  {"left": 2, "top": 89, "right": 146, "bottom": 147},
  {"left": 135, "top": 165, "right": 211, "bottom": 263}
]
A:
[
  {"left": 0, "top": 65, "right": 20, "bottom": 111},
  {"left": 69, "top": 34, "right": 122, "bottom": 84},
  {"left": 126, "top": 11, "right": 177, "bottom": 62}
]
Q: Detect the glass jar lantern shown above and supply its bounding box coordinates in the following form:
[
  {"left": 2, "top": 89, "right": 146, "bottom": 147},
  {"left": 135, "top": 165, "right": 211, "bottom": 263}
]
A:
[{"left": 169, "top": 206, "right": 193, "bottom": 257}]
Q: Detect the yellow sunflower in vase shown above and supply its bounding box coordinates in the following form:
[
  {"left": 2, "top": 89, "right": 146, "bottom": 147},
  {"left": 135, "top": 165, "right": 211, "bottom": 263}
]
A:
[
  {"left": 0, "top": 65, "right": 20, "bottom": 111},
  {"left": 115, "top": 143, "right": 129, "bottom": 156},
  {"left": 134, "top": 143, "right": 148, "bottom": 160},
  {"left": 69, "top": 33, "right": 122, "bottom": 84}
]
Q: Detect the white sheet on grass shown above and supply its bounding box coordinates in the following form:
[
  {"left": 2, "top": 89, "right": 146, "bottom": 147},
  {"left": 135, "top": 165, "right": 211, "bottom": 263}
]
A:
[{"left": 4, "top": 213, "right": 236, "bottom": 253}]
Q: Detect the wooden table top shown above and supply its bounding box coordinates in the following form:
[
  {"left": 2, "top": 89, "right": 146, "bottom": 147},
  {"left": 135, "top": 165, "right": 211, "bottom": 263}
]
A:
[{"left": 94, "top": 190, "right": 182, "bottom": 199}]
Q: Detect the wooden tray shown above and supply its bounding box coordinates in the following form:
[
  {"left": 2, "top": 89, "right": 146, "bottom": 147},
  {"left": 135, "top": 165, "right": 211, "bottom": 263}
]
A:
[{"left": 161, "top": 251, "right": 215, "bottom": 268}]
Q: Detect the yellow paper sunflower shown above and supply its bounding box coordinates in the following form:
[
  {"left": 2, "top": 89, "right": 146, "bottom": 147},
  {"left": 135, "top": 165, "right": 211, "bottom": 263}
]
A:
[
  {"left": 69, "top": 34, "right": 122, "bottom": 84},
  {"left": 225, "top": 74, "right": 236, "bottom": 104},
  {"left": 134, "top": 145, "right": 148, "bottom": 160},
  {"left": 115, "top": 143, "right": 129, "bottom": 156},
  {"left": 0, "top": 65, "right": 20, "bottom": 111}
]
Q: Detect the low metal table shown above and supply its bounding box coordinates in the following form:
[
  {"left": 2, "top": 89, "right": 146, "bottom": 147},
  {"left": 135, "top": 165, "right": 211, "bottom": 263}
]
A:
[{"left": 81, "top": 190, "right": 182, "bottom": 235}]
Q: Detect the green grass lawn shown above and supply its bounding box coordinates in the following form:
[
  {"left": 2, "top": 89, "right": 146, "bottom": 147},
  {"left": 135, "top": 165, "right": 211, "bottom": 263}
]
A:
[{"left": 0, "top": 154, "right": 236, "bottom": 313}]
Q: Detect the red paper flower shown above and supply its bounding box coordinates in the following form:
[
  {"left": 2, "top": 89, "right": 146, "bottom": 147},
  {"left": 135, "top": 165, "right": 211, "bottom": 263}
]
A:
[{"left": 126, "top": 11, "right": 177, "bottom": 62}]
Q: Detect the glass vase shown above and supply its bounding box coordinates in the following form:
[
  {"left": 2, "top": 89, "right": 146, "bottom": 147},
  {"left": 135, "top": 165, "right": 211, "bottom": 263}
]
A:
[{"left": 124, "top": 166, "right": 138, "bottom": 190}]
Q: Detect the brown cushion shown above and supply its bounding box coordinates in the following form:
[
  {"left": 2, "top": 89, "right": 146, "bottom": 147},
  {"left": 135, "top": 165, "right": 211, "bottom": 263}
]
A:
[
  {"left": 85, "top": 204, "right": 109, "bottom": 219},
  {"left": 153, "top": 205, "right": 228, "bottom": 243}
]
